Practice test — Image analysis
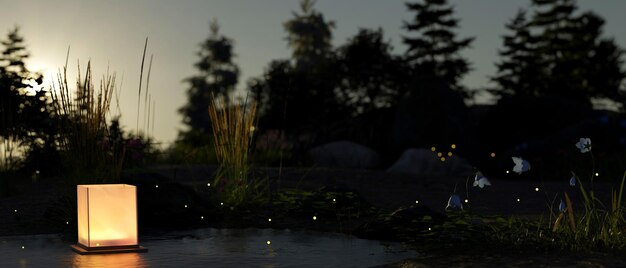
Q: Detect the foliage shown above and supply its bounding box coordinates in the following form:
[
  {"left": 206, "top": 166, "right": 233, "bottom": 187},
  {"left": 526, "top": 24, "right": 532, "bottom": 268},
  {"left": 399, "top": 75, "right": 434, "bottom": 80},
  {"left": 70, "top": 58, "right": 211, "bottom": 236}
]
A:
[
  {"left": 209, "top": 96, "right": 260, "bottom": 208},
  {"left": 105, "top": 117, "right": 160, "bottom": 169},
  {"left": 180, "top": 19, "right": 239, "bottom": 144},
  {"left": 251, "top": 129, "right": 293, "bottom": 166},
  {"left": 165, "top": 141, "right": 216, "bottom": 165},
  {"left": 403, "top": 0, "right": 474, "bottom": 95}
]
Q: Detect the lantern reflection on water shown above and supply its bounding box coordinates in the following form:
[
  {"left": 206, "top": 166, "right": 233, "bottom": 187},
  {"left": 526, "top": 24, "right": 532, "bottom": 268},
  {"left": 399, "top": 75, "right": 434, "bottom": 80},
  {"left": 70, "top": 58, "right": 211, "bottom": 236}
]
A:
[{"left": 71, "top": 184, "right": 147, "bottom": 254}]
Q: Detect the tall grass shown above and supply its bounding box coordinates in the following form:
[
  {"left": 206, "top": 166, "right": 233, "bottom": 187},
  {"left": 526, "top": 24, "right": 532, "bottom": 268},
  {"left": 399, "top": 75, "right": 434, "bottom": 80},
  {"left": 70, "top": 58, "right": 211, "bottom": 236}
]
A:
[
  {"left": 551, "top": 170, "right": 626, "bottom": 251},
  {"left": 209, "top": 95, "right": 260, "bottom": 207},
  {"left": 51, "top": 60, "right": 122, "bottom": 185}
]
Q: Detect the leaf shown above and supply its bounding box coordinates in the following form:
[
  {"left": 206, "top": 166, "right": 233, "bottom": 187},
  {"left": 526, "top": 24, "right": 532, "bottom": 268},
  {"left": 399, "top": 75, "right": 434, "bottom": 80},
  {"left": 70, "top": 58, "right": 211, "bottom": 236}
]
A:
[{"left": 565, "top": 192, "right": 576, "bottom": 231}]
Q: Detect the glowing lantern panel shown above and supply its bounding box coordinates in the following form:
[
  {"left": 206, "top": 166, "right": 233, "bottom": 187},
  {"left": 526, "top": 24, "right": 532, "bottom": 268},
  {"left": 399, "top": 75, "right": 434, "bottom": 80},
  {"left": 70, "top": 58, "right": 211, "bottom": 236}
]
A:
[{"left": 77, "top": 184, "right": 138, "bottom": 248}]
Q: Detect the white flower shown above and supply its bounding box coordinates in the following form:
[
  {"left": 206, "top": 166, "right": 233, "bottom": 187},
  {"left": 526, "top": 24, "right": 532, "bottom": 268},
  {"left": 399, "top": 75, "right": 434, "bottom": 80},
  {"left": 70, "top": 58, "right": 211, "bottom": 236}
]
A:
[
  {"left": 446, "top": 194, "right": 463, "bottom": 210},
  {"left": 473, "top": 171, "right": 491, "bottom": 188},
  {"left": 512, "top": 157, "right": 531, "bottom": 174},
  {"left": 575, "top": 138, "right": 592, "bottom": 153},
  {"left": 569, "top": 176, "right": 576, "bottom": 187}
]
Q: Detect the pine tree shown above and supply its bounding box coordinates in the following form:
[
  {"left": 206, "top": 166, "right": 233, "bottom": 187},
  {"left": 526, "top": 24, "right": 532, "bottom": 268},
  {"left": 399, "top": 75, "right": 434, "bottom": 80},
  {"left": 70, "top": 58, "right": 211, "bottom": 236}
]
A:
[
  {"left": 494, "top": 0, "right": 626, "bottom": 106},
  {"left": 531, "top": 0, "right": 585, "bottom": 100},
  {"left": 402, "top": 0, "right": 474, "bottom": 93},
  {"left": 179, "top": 19, "right": 239, "bottom": 143},
  {"left": 491, "top": 9, "right": 543, "bottom": 98}
]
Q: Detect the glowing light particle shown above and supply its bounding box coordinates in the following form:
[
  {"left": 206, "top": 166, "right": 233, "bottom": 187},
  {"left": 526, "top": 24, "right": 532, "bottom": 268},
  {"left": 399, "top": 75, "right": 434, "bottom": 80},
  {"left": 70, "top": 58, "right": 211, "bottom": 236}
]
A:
[
  {"left": 517, "top": 198, "right": 521, "bottom": 202},
  {"left": 184, "top": 205, "right": 188, "bottom": 208},
  {"left": 313, "top": 216, "right": 317, "bottom": 221},
  {"left": 201, "top": 216, "right": 204, "bottom": 220},
  {"left": 506, "top": 170, "right": 510, "bottom": 174},
  {"left": 447, "top": 152, "right": 452, "bottom": 157},
  {"left": 415, "top": 200, "right": 419, "bottom": 204},
  {"left": 451, "top": 144, "right": 456, "bottom": 149},
  {"left": 437, "top": 152, "right": 443, "bottom": 157},
  {"left": 431, "top": 147, "right": 436, "bottom": 152},
  {"left": 155, "top": 185, "right": 159, "bottom": 188},
  {"left": 490, "top": 152, "right": 496, "bottom": 158},
  {"left": 268, "top": 218, "right": 272, "bottom": 222},
  {"left": 440, "top": 157, "right": 446, "bottom": 162},
  {"left": 267, "top": 240, "right": 271, "bottom": 245},
  {"left": 595, "top": 173, "right": 599, "bottom": 177},
  {"left": 21, "top": 246, "right": 24, "bottom": 249},
  {"left": 207, "top": 183, "right": 211, "bottom": 187},
  {"left": 535, "top": 187, "right": 539, "bottom": 192},
  {"left": 464, "top": 199, "right": 469, "bottom": 203}
]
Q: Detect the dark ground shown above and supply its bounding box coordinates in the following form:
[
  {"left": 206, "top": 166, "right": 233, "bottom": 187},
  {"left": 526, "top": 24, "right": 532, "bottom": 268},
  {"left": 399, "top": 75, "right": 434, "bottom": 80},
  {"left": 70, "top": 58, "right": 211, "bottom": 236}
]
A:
[{"left": 2, "top": 165, "right": 626, "bottom": 267}]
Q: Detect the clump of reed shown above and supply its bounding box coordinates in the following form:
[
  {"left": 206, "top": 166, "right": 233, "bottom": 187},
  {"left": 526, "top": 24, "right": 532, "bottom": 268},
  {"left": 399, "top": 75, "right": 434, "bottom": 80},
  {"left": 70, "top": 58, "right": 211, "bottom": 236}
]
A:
[
  {"left": 209, "top": 95, "right": 262, "bottom": 208},
  {"left": 51, "top": 60, "right": 122, "bottom": 185}
]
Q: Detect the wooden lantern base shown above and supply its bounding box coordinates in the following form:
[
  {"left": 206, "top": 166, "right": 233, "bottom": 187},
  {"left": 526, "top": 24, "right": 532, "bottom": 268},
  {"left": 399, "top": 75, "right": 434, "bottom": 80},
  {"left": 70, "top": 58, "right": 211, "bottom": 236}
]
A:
[{"left": 71, "top": 244, "right": 148, "bottom": 255}]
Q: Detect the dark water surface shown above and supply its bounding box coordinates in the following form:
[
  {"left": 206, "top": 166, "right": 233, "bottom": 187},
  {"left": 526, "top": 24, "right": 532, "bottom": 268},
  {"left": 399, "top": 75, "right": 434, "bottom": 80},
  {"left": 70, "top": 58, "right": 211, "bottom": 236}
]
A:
[{"left": 0, "top": 228, "right": 416, "bottom": 267}]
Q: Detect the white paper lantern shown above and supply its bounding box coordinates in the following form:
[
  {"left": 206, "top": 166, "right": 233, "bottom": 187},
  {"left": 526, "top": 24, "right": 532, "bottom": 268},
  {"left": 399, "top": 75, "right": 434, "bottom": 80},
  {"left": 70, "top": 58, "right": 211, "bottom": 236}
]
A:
[{"left": 71, "top": 184, "right": 147, "bottom": 254}]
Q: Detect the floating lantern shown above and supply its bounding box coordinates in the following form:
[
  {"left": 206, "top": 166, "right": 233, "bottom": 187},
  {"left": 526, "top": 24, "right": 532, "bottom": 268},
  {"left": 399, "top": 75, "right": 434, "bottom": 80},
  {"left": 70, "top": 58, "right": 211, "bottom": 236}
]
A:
[{"left": 71, "top": 184, "right": 147, "bottom": 254}]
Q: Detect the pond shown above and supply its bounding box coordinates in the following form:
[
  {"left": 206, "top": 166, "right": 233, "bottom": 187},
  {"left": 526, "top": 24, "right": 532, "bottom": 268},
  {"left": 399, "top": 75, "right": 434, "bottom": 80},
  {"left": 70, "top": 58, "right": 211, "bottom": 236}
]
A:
[{"left": 0, "top": 228, "right": 416, "bottom": 267}]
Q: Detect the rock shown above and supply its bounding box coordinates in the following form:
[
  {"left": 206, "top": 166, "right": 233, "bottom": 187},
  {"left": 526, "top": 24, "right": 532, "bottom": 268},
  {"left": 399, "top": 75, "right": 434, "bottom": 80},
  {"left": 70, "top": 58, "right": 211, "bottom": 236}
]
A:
[
  {"left": 309, "top": 141, "right": 381, "bottom": 169},
  {"left": 386, "top": 148, "right": 473, "bottom": 176}
]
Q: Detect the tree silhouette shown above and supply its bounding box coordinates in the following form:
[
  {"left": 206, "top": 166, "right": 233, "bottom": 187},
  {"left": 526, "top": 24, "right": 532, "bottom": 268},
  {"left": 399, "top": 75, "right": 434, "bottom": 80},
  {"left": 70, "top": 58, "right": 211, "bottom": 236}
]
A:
[
  {"left": 402, "top": 0, "right": 474, "bottom": 95},
  {"left": 179, "top": 19, "right": 239, "bottom": 144},
  {"left": 251, "top": 0, "right": 340, "bottom": 137},
  {"left": 491, "top": 9, "right": 543, "bottom": 98},
  {"left": 283, "top": 0, "right": 335, "bottom": 71},
  {"left": 492, "top": 0, "right": 625, "bottom": 107},
  {"left": 335, "top": 28, "right": 406, "bottom": 116},
  {"left": 0, "top": 27, "right": 55, "bottom": 172}
]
